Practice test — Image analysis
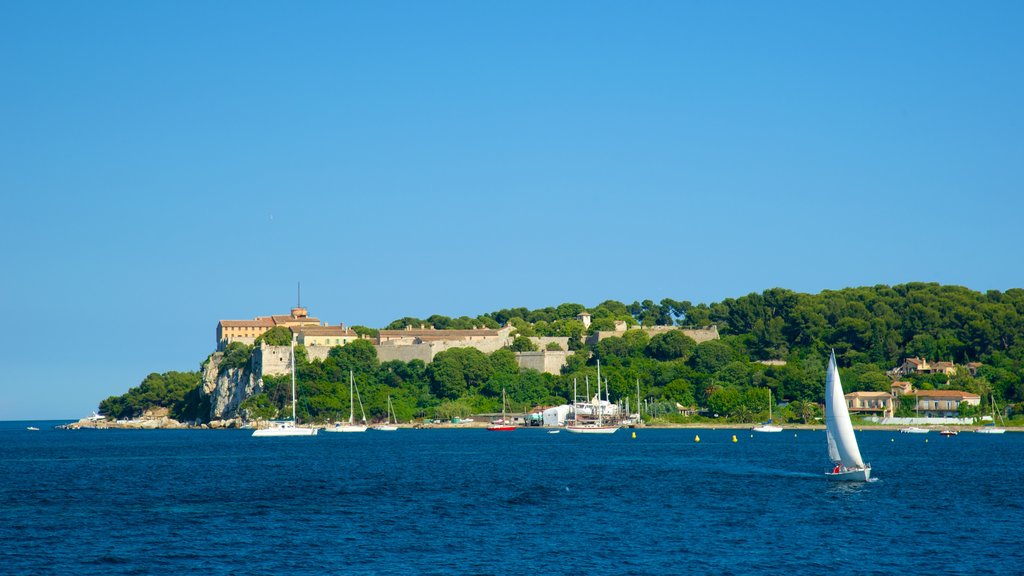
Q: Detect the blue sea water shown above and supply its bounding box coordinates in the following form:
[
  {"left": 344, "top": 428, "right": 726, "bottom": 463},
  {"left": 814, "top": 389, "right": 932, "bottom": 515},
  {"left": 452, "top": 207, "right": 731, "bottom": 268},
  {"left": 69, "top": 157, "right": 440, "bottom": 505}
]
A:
[{"left": 1, "top": 422, "right": 1021, "bottom": 576}]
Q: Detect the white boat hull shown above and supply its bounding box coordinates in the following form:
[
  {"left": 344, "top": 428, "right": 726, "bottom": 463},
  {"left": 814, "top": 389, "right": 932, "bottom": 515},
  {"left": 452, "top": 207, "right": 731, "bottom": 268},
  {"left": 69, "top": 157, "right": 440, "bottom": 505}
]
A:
[
  {"left": 323, "top": 425, "right": 368, "bottom": 433},
  {"left": 976, "top": 427, "right": 1006, "bottom": 434},
  {"left": 900, "top": 427, "right": 929, "bottom": 434},
  {"left": 252, "top": 426, "right": 318, "bottom": 437},
  {"left": 752, "top": 425, "right": 783, "bottom": 433},
  {"left": 565, "top": 425, "right": 619, "bottom": 434},
  {"left": 826, "top": 466, "right": 871, "bottom": 482},
  {"left": 371, "top": 425, "right": 399, "bottom": 431}
]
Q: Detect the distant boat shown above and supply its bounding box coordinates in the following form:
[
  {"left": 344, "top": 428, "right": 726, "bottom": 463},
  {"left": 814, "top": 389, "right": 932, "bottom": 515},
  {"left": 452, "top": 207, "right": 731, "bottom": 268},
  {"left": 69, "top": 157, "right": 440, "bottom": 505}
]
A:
[
  {"left": 324, "top": 371, "right": 368, "bottom": 433},
  {"left": 84, "top": 412, "right": 105, "bottom": 422},
  {"left": 252, "top": 336, "right": 318, "bottom": 437},
  {"left": 487, "top": 388, "right": 516, "bottom": 431},
  {"left": 899, "top": 426, "right": 929, "bottom": 434},
  {"left": 566, "top": 360, "right": 618, "bottom": 435},
  {"left": 751, "top": 389, "right": 783, "bottom": 433},
  {"left": 977, "top": 394, "right": 1006, "bottom": 434},
  {"left": 547, "top": 430, "right": 560, "bottom": 434},
  {"left": 372, "top": 396, "right": 399, "bottom": 431},
  {"left": 824, "top": 351, "right": 871, "bottom": 481},
  {"left": 26, "top": 426, "right": 39, "bottom": 431},
  {"left": 939, "top": 429, "right": 958, "bottom": 437}
]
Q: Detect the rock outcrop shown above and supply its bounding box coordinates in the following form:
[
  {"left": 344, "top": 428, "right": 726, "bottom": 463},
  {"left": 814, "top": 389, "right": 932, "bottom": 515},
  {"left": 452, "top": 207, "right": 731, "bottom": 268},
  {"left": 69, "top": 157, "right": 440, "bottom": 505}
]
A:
[{"left": 201, "top": 352, "right": 261, "bottom": 420}]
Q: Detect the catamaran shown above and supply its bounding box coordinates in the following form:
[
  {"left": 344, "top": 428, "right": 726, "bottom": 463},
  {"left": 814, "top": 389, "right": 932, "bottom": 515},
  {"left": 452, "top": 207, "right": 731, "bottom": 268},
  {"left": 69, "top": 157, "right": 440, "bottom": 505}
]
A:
[
  {"left": 324, "top": 371, "right": 368, "bottom": 432},
  {"left": 751, "top": 389, "right": 783, "bottom": 432},
  {"left": 824, "top": 350, "right": 870, "bottom": 481},
  {"left": 252, "top": 336, "right": 318, "bottom": 437}
]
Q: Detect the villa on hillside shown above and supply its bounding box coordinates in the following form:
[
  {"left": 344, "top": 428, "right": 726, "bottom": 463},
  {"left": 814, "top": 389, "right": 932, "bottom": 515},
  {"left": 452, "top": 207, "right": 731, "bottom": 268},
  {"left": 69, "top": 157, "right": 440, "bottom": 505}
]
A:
[{"left": 845, "top": 391, "right": 895, "bottom": 418}]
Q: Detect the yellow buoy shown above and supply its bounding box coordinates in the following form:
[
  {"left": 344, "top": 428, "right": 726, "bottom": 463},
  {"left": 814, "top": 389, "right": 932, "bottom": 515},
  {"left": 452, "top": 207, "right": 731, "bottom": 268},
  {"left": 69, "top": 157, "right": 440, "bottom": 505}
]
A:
[
  {"left": 695, "top": 434, "right": 700, "bottom": 443},
  {"left": 925, "top": 438, "right": 929, "bottom": 443},
  {"left": 631, "top": 431, "right": 636, "bottom": 439},
  {"left": 732, "top": 435, "right": 737, "bottom": 443}
]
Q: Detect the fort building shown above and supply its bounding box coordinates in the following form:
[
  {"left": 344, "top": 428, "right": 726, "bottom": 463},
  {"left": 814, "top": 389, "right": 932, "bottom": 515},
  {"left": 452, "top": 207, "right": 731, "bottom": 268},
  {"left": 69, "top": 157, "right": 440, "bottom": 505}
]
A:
[{"left": 216, "top": 306, "right": 321, "bottom": 350}]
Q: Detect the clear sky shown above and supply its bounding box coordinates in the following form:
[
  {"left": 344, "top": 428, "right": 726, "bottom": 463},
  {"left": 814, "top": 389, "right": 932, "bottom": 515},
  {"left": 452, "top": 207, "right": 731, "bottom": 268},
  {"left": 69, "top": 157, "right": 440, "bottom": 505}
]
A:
[{"left": 2, "top": 2, "right": 1022, "bottom": 420}]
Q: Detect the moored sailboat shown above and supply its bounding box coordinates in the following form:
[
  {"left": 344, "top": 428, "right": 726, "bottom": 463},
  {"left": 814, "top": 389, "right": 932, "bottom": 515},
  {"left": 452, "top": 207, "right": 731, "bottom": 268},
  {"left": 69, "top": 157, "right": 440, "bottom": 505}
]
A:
[
  {"left": 372, "top": 395, "right": 399, "bottom": 431},
  {"left": 323, "top": 371, "right": 368, "bottom": 433},
  {"left": 487, "top": 388, "right": 516, "bottom": 431},
  {"left": 252, "top": 336, "right": 318, "bottom": 437},
  {"left": 824, "top": 350, "right": 870, "bottom": 481},
  {"left": 566, "top": 360, "right": 618, "bottom": 434},
  {"left": 751, "top": 389, "right": 783, "bottom": 433}
]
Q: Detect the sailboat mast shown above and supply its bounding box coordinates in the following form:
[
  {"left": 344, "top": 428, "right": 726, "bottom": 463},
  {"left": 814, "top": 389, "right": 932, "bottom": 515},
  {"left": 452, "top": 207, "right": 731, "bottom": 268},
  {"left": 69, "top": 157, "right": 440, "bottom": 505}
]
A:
[
  {"left": 637, "top": 378, "right": 641, "bottom": 424},
  {"left": 597, "top": 360, "right": 602, "bottom": 427},
  {"left": 291, "top": 335, "right": 297, "bottom": 422},
  {"left": 349, "top": 370, "right": 355, "bottom": 424}
]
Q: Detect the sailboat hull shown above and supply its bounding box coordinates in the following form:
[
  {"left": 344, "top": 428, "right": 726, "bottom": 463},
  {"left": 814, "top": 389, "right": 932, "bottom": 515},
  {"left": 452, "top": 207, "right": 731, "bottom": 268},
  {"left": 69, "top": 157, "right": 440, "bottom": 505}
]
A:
[
  {"left": 252, "top": 426, "right": 318, "bottom": 437},
  {"left": 323, "top": 425, "right": 367, "bottom": 433},
  {"left": 825, "top": 466, "right": 871, "bottom": 482},
  {"left": 752, "top": 425, "right": 783, "bottom": 433},
  {"left": 976, "top": 427, "right": 1006, "bottom": 434},
  {"left": 372, "top": 425, "right": 399, "bottom": 431},
  {"left": 565, "top": 425, "right": 618, "bottom": 434}
]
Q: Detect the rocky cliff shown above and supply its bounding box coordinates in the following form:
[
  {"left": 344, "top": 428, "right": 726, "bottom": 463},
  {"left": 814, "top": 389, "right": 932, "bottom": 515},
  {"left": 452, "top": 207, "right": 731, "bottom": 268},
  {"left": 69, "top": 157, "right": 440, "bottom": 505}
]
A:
[{"left": 201, "top": 352, "right": 261, "bottom": 420}]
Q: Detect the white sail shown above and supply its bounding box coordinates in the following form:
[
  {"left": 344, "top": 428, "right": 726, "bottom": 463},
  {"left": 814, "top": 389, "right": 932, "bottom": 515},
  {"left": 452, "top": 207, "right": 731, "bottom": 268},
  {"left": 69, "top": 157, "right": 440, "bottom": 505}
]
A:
[{"left": 824, "top": 351, "right": 864, "bottom": 468}]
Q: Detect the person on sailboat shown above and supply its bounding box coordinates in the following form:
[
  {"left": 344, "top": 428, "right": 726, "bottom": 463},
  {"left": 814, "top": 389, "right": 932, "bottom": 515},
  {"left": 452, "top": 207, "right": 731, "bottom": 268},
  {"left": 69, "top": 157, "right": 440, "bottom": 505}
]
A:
[{"left": 833, "top": 464, "right": 841, "bottom": 474}]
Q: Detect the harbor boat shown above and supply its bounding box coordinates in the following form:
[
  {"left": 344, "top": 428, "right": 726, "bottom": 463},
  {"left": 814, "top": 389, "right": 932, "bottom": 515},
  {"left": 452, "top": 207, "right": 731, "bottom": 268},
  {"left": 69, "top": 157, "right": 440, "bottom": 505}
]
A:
[
  {"left": 899, "top": 426, "right": 930, "bottom": 434},
  {"left": 547, "top": 430, "right": 561, "bottom": 434},
  {"left": 252, "top": 336, "right": 318, "bottom": 437},
  {"left": 487, "top": 388, "right": 516, "bottom": 431},
  {"left": 751, "top": 389, "right": 783, "bottom": 433},
  {"left": 372, "top": 396, "right": 399, "bottom": 431},
  {"left": 566, "top": 360, "right": 618, "bottom": 434},
  {"left": 324, "top": 371, "right": 368, "bottom": 433},
  {"left": 824, "top": 350, "right": 871, "bottom": 482},
  {"left": 26, "top": 426, "right": 39, "bottom": 431},
  {"left": 976, "top": 394, "right": 1006, "bottom": 434},
  {"left": 939, "top": 429, "right": 958, "bottom": 437}
]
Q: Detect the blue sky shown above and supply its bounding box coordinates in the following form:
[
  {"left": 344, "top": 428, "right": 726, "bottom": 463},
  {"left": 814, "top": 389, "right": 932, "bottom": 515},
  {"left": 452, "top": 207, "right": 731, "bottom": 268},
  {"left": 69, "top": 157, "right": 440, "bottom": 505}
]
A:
[{"left": 2, "top": 2, "right": 1022, "bottom": 419}]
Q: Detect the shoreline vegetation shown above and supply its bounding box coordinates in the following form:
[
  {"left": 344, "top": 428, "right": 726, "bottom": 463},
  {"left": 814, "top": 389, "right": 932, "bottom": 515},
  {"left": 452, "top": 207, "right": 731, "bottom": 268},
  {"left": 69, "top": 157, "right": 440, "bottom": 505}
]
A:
[{"left": 93, "top": 284, "right": 1024, "bottom": 430}]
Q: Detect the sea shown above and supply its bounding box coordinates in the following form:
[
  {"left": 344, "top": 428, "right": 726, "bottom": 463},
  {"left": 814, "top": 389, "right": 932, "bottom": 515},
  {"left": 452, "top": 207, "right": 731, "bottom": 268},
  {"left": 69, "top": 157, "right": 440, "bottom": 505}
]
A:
[{"left": 1, "top": 422, "right": 1021, "bottom": 576}]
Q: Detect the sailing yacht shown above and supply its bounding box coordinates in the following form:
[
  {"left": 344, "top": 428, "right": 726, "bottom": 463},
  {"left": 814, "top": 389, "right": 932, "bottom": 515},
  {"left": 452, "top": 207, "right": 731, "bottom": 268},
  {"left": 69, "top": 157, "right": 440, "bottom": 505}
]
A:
[
  {"left": 824, "top": 350, "right": 870, "bottom": 481},
  {"left": 323, "top": 371, "right": 368, "bottom": 433},
  {"left": 976, "top": 394, "right": 1006, "bottom": 434},
  {"left": 487, "top": 388, "right": 516, "bottom": 431},
  {"left": 252, "top": 337, "right": 318, "bottom": 437},
  {"left": 372, "top": 396, "right": 399, "bottom": 431},
  {"left": 751, "top": 389, "right": 783, "bottom": 432}
]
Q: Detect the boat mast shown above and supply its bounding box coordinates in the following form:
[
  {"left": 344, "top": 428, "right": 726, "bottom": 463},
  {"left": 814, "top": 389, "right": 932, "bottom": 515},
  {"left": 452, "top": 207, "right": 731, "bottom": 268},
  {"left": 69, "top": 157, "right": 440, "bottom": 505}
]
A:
[
  {"left": 597, "top": 360, "right": 602, "bottom": 426},
  {"left": 637, "top": 378, "right": 641, "bottom": 424},
  {"left": 291, "top": 334, "right": 297, "bottom": 422},
  {"left": 349, "top": 370, "right": 355, "bottom": 424}
]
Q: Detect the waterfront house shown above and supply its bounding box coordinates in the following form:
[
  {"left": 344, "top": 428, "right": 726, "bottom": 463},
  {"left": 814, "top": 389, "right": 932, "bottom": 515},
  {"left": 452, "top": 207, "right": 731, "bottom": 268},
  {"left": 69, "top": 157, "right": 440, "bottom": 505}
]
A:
[
  {"left": 845, "top": 391, "right": 895, "bottom": 418},
  {"left": 216, "top": 306, "right": 321, "bottom": 350},
  {"left": 909, "top": 390, "right": 981, "bottom": 418}
]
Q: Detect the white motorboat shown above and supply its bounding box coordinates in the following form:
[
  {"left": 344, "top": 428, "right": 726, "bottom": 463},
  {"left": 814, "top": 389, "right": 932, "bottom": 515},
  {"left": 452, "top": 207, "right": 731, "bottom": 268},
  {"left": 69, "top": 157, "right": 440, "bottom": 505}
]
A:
[
  {"left": 824, "top": 351, "right": 871, "bottom": 482},
  {"left": 899, "top": 426, "right": 929, "bottom": 434},
  {"left": 565, "top": 360, "right": 618, "bottom": 435}
]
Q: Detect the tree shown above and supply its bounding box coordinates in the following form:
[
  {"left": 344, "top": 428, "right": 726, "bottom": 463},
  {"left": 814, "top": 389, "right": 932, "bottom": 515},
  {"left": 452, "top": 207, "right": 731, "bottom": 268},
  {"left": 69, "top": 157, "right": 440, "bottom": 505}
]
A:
[
  {"left": 255, "top": 326, "right": 292, "bottom": 346},
  {"left": 510, "top": 335, "right": 538, "bottom": 352},
  {"left": 646, "top": 331, "right": 697, "bottom": 361}
]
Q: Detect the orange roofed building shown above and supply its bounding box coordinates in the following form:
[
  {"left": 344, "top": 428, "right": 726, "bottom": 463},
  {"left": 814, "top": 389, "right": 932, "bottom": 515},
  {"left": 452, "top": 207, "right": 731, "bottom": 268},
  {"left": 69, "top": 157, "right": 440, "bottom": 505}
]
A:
[{"left": 216, "top": 307, "right": 321, "bottom": 350}]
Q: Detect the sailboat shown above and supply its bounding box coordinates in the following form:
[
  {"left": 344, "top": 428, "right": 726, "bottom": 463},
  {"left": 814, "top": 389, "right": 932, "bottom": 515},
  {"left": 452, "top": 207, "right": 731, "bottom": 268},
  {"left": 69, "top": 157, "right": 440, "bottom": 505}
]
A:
[
  {"left": 487, "top": 388, "right": 516, "bottom": 431},
  {"left": 323, "top": 371, "right": 368, "bottom": 433},
  {"left": 252, "top": 336, "right": 318, "bottom": 437},
  {"left": 976, "top": 393, "right": 1006, "bottom": 434},
  {"left": 824, "top": 350, "right": 871, "bottom": 481},
  {"left": 751, "top": 389, "right": 783, "bottom": 432},
  {"left": 372, "top": 395, "right": 400, "bottom": 431},
  {"left": 566, "top": 360, "right": 618, "bottom": 434}
]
